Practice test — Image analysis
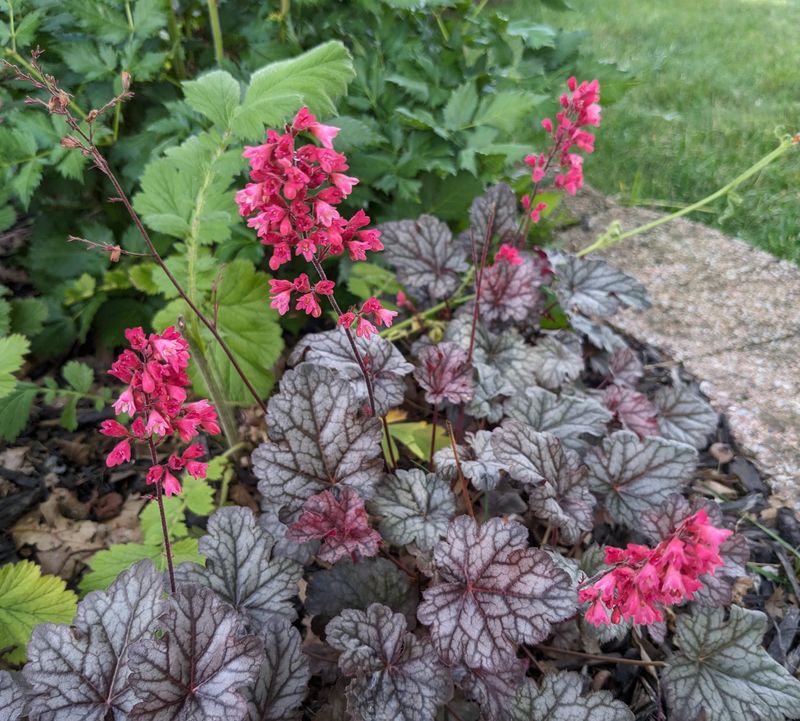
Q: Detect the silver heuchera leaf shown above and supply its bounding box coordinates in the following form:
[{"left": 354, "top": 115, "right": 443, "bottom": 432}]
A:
[
  {"left": 555, "top": 255, "right": 650, "bottom": 317},
  {"left": 467, "top": 362, "right": 513, "bottom": 423},
  {"left": 468, "top": 183, "right": 519, "bottom": 245},
  {"left": 253, "top": 364, "right": 384, "bottom": 520},
  {"left": 654, "top": 384, "right": 717, "bottom": 448},
  {"left": 417, "top": 516, "right": 576, "bottom": 672},
  {"left": 452, "top": 659, "right": 527, "bottom": 721},
  {"left": 603, "top": 384, "right": 660, "bottom": 439},
  {"left": 530, "top": 333, "right": 584, "bottom": 390},
  {"left": 287, "top": 330, "right": 413, "bottom": 416},
  {"left": 258, "top": 508, "right": 319, "bottom": 565},
  {"left": 175, "top": 507, "right": 302, "bottom": 627},
  {"left": 568, "top": 313, "right": 627, "bottom": 352},
  {"left": 504, "top": 387, "right": 612, "bottom": 451},
  {"left": 245, "top": 619, "right": 309, "bottom": 721},
  {"left": 327, "top": 604, "right": 453, "bottom": 721},
  {"left": 663, "top": 606, "right": 800, "bottom": 721},
  {"left": 478, "top": 253, "right": 549, "bottom": 325},
  {"left": 434, "top": 430, "right": 505, "bottom": 491},
  {"left": 511, "top": 671, "right": 634, "bottom": 721},
  {"left": 444, "top": 317, "right": 537, "bottom": 391},
  {"left": 606, "top": 346, "right": 643, "bottom": 387},
  {"left": 23, "top": 560, "right": 166, "bottom": 721},
  {"left": 585, "top": 431, "right": 697, "bottom": 527},
  {"left": 414, "top": 342, "right": 474, "bottom": 405},
  {"left": 0, "top": 671, "right": 27, "bottom": 721},
  {"left": 306, "top": 558, "right": 418, "bottom": 626},
  {"left": 128, "top": 584, "right": 263, "bottom": 721},
  {"left": 370, "top": 469, "right": 456, "bottom": 552},
  {"left": 492, "top": 422, "right": 594, "bottom": 544},
  {"left": 382, "top": 215, "right": 469, "bottom": 301}
]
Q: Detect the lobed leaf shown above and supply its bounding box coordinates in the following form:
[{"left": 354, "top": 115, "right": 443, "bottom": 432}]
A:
[
  {"left": 327, "top": 604, "right": 452, "bottom": 721},
  {"left": 478, "top": 252, "right": 549, "bottom": 326},
  {"left": 253, "top": 364, "right": 384, "bottom": 520},
  {"left": 128, "top": 585, "right": 263, "bottom": 721},
  {"left": 288, "top": 329, "right": 412, "bottom": 415},
  {"left": 585, "top": 431, "right": 697, "bottom": 528},
  {"left": 452, "top": 660, "right": 528, "bottom": 721},
  {"left": 603, "top": 384, "right": 660, "bottom": 438},
  {"left": 569, "top": 313, "right": 627, "bottom": 352},
  {"left": 382, "top": 215, "right": 469, "bottom": 301},
  {"left": 434, "top": 430, "right": 504, "bottom": 491},
  {"left": 0, "top": 334, "right": 29, "bottom": 399},
  {"left": 370, "top": 469, "right": 456, "bottom": 552},
  {"left": 417, "top": 516, "right": 576, "bottom": 671},
  {"left": 492, "top": 421, "right": 594, "bottom": 544},
  {"left": 606, "top": 346, "right": 643, "bottom": 387},
  {"left": 663, "top": 606, "right": 800, "bottom": 721},
  {"left": 530, "top": 333, "right": 584, "bottom": 391},
  {"left": 175, "top": 507, "right": 302, "bottom": 628},
  {"left": 413, "top": 341, "right": 474, "bottom": 406},
  {"left": 511, "top": 671, "right": 634, "bottom": 721},
  {"left": 654, "top": 383, "right": 717, "bottom": 449},
  {"left": 0, "top": 671, "right": 27, "bottom": 721},
  {"left": 468, "top": 183, "right": 520, "bottom": 246},
  {"left": 183, "top": 70, "right": 241, "bottom": 129},
  {"left": 555, "top": 255, "right": 650, "bottom": 317},
  {"left": 467, "top": 362, "right": 513, "bottom": 423},
  {"left": 504, "top": 386, "right": 612, "bottom": 451},
  {"left": 245, "top": 619, "right": 309, "bottom": 721},
  {"left": 23, "top": 562, "right": 164, "bottom": 720}
]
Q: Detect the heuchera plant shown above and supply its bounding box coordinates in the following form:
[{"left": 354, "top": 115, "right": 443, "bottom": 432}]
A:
[{"left": 4, "top": 76, "right": 800, "bottom": 721}]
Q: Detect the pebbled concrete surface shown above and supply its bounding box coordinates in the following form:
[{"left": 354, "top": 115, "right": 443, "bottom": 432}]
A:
[{"left": 555, "top": 189, "right": 800, "bottom": 510}]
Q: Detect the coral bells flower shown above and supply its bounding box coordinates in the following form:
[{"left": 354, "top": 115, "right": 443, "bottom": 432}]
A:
[
  {"left": 580, "top": 510, "right": 732, "bottom": 626},
  {"left": 338, "top": 297, "right": 398, "bottom": 340},
  {"left": 100, "top": 326, "right": 219, "bottom": 497}
]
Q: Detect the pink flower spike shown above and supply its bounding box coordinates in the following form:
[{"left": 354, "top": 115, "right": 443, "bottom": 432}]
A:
[
  {"left": 314, "top": 280, "right": 336, "bottom": 296},
  {"left": 100, "top": 419, "right": 128, "bottom": 437},
  {"left": 296, "top": 292, "right": 322, "bottom": 318},
  {"left": 146, "top": 464, "right": 164, "bottom": 486},
  {"left": 185, "top": 460, "right": 208, "bottom": 479},
  {"left": 162, "top": 470, "right": 182, "bottom": 497},
  {"left": 494, "top": 244, "right": 523, "bottom": 266},
  {"left": 356, "top": 317, "right": 378, "bottom": 339},
  {"left": 338, "top": 311, "right": 356, "bottom": 328},
  {"left": 541, "top": 117, "right": 553, "bottom": 133},
  {"left": 330, "top": 172, "right": 359, "bottom": 195},
  {"left": 113, "top": 387, "right": 137, "bottom": 416},
  {"left": 106, "top": 439, "right": 131, "bottom": 468},
  {"left": 309, "top": 122, "right": 339, "bottom": 149}
]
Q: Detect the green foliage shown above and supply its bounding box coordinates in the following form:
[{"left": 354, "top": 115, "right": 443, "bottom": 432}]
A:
[
  {"left": 0, "top": 560, "right": 78, "bottom": 664},
  {"left": 0, "top": 333, "right": 29, "bottom": 397}
]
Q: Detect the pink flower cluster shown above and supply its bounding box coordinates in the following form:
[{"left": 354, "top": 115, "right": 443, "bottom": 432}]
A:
[
  {"left": 523, "top": 77, "right": 601, "bottom": 222},
  {"left": 236, "top": 107, "right": 395, "bottom": 336},
  {"left": 100, "top": 327, "right": 219, "bottom": 496},
  {"left": 580, "top": 509, "right": 732, "bottom": 625}
]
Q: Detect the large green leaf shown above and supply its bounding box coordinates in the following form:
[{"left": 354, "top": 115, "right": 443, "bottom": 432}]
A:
[
  {"left": 0, "top": 333, "right": 29, "bottom": 398},
  {"left": 0, "top": 385, "right": 36, "bottom": 441},
  {"left": 0, "top": 561, "right": 78, "bottom": 664},
  {"left": 231, "top": 40, "right": 355, "bottom": 140},
  {"left": 182, "top": 70, "right": 241, "bottom": 129}
]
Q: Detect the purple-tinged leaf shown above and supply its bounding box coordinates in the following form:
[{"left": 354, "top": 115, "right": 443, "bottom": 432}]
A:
[
  {"left": 468, "top": 183, "right": 520, "bottom": 245},
  {"left": 478, "top": 253, "right": 549, "bottom": 325},
  {"left": 452, "top": 658, "right": 527, "bottom": 721},
  {"left": 286, "top": 487, "right": 381, "bottom": 564},
  {"left": 245, "top": 619, "right": 309, "bottom": 721},
  {"left": 530, "top": 333, "right": 584, "bottom": 390},
  {"left": 128, "top": 584, "right": 262, "bottom": 721},
  {"left": 606, "top": 347, "right": 643, "bottom": 387},
  {"left": 510, "top": 671, "right": 634, "bottom": 721},
  {"left": 258, "top": 509, "right": 319, "bottom": 565},
  {"left": 664, "top": 606, "right": 800, "bottom": 721},
  {"left": 23, "top": 560, "right": 166, "bottom": 721},
  {"left": 569, "top": 313, "right": 627, "bottom": 352},
  {"left": 175, "top": 507, "right": 302, "bottom": 627},
  {"left": 370, "top": 469, "right": 456, "bottom": 552},
  {"left": 585, "top": 431, "right": 697, "bottom": 527},
  {"left": 492, "top": 422, "right": 594, "bottom": 544},
  {"left": 640, "top": 495, "right": 747, "bottom": 607},
  {"left": 554, "top": 255, "right": 650, "bottom": 317},
  {"left": 0, "top": 671, "right": 27, "bottom": 721},
  {"left": 654, "top": 384, "right": 717, "bottom": 449},
  {"left": 381, "top": 215, "right": 469, "bottom": 301},
  {"left": 253, "top": 364, "right": 383, "bottom": 520},
  {"left": 306, "top": 558, "right": 417, "bottom": 626},
  {"left": 467, "top": 362, "right": 513, "bottom": 423},
  {"left": 445, "top": 317, "right": 537, "bottom": 391},
  {"left": 504, "top": 387, "right": 612, "bottom": 451},
  {"left": 327, "top": 604, "right": 452, "bottom": 721},
  {"left": 414, "top": 342, "right": 474, "bottom": 405},
  {"left": 287, "top": 330, "right": 413, "bottom": 416},
  {"left": 434, "top": 430, "right": 504, "bottom": 491},
  {"left": 603, "top": 384, "right": 660, "bottom": 438},
  {"left": 417, "top": 516, "right": 576, "bottom": 671}
]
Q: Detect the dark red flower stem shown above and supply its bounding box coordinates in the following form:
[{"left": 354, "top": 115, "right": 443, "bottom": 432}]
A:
[
  {"left": 429, "top": 404, "right": 438, "bottom": 468},
  {"left": 466, "top": 205, "right": 495, "bottom": 367},
  {"left": 446, "top": 420, "right": 474, "bottom": 519},
  {"left": 148, "top": 438, "right": 176, "bottom": 594}
]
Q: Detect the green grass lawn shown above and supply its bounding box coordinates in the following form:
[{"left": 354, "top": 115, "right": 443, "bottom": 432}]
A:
[{"left": 536, "top": 0, "right": 800, "bottom": 261}]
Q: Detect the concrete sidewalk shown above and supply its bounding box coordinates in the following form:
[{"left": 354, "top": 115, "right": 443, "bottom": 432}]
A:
[{"left": 556, "top": 189, "right": 800, "bottom": 510}]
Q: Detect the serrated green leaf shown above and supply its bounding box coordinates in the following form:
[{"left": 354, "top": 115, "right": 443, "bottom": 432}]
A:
[
  {"left": 506, "top": 21, "right": 558, "bottom": 50},
  {"left": 0, "top": 333, "right": 29, "bottom": 398},
  {"left": 232, "top": 40, "right": 355, "bottom": 140},
  {"left": 474, "top": 91, "right": 544, "bottom": 134},
  {"left": 384, "top": 421, "right": 449, "bottom": 462},
  {"left": 59, "top": 396, "right": 78, "bottom": 431},
  {"left": 0, "top": 204, "right": 16, "bottom": 233},
  {"left": 62, "top": 360, "right": 93, "bottom": 394},
  {"left": 0, "top": 298, "right": 9, "bottom": 335},
  {"left": 443, "top": 81, "right": 478, "bottom": 130},
  {"left": 140, "top": 496, "right": 187, "bottom": 545},
  {"left": 9, "top": 297, "right": 48, "bottom": 337},
  {"left": 182, "top": 475, "right": 215, "bottom": 516},
  {"left": 346, "top": 262, "right": 402, "bottom": 301},
  {"left": 0, "top": 384, "right": 36, "bottom": 441},
  {"left": 0, "top": 560, "right": 78, "bottom": 664},
  {"left": 78, "top": 538, "right": 202, "bottom": 594},
  {"left": 183, "top": 70, "right": 241, "bottom": 129},
  {"left": 11, "top": 160, "right": 44, "bottom": 208}
]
